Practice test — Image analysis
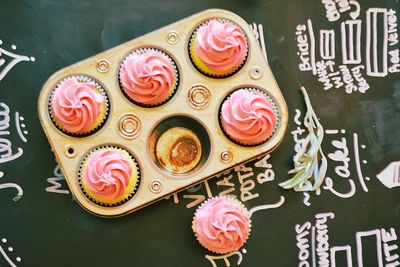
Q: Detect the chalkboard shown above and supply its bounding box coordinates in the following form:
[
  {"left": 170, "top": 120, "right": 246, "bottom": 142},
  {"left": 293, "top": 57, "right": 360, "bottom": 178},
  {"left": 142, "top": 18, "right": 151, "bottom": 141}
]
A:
[{"left": 0, "top": 0, "right": 399, "bottom": 266}]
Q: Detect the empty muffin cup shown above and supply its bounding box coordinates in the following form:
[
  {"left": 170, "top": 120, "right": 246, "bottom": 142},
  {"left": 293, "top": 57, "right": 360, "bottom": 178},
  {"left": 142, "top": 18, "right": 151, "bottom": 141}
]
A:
[{"left": 149, "top": 115, "right": 211, "bottom": 176}]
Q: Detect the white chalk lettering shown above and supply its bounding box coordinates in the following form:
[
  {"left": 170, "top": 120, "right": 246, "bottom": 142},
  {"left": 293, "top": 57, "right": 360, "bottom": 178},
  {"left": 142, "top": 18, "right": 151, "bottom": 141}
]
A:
[
  {"left": 0, "top": 103, "right": 24, "bottom": 164},
  {"left": 328, "top": 137, "right": 351, "bottom": 178},
  {"left": 296, "top": 24, "right": 312, "bottom": 72}
]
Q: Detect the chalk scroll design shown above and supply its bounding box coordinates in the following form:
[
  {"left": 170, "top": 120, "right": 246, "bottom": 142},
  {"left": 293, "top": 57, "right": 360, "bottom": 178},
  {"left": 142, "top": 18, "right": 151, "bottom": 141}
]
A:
[
  {"left": 0, "top": 40, "right": 35, "bottom": 82},
  {"left": 0, "top": 237, "right": 22, "bottom": 267}
]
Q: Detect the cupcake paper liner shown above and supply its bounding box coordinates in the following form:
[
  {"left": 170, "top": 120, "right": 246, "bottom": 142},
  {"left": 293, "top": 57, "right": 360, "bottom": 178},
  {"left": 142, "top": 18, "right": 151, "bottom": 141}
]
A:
[
  {"left": 48, "top": 75, "right": 110, "bottom": 137},
  {"left": 118, "top": 47, "right": 179, "bottom": 107},
  {"left": 192, "top": 195, "right": 252, "bottom": 254},
  {"left": 189, "top": 18, "right": 249, "bottom": 78},
  {"left": 219, "top": 87, "right": 281, "bottom": 147},
  {"left": 77, "top": 145, "right": 141, "bottom": 207}
]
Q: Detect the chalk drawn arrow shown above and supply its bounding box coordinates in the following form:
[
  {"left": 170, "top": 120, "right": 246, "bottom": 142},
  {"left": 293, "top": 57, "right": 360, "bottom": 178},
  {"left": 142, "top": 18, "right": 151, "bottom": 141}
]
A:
[{"left": 376, "top": 161, "right": 400, "bottom": 189}]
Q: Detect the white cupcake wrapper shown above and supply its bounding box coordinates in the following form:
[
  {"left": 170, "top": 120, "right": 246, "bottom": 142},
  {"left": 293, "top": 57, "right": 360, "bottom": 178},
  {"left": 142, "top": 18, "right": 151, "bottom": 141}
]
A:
[
  {"left": 192, "top": 195, "right": 252, "bottom": 254},
  {"left": 118, "top": 47, "right": 179, "bottom": 107},
  {"left": 189, "top": 18, "right": 249, "bottom": 78},
  {"left": 77, "top": 145, "right": 141, "bottom": 207},
  {"left": 219, "top": 87, "right": 281, "bottom": 147},
  {"left": 48, "top": 75, "right": 110, "bottom": 137}
]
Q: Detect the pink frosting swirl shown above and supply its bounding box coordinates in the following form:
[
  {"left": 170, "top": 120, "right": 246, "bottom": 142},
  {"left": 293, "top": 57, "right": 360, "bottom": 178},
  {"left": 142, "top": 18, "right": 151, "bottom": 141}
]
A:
[
  {"left": 193, "top": 197, "right": 251, "bottom": 254},
  {"left": 83, "top": 150, "right": 133, "bottom": 201},
  {"left": 52, "top": 78, "right": 104, "bottom": 134},
  {"left": 119, "top": 50, "right": 176, "bottom": 105},
  {"left": 195, "top": 20, "right": 248, "bottom": 73},
  {"left": 221, "top": 89, "right": 277, "bottom": 145}
]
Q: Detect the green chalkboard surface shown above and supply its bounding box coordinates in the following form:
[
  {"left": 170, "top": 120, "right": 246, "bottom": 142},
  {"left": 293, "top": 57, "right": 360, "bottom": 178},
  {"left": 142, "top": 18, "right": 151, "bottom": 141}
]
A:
[{"left": 0, "top": 0, "right": 399, "bottom": 266}]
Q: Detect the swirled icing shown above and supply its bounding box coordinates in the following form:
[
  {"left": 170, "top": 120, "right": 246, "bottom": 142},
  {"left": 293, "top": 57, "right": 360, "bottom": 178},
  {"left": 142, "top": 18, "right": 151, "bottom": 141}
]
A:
[
  {"left": 195, "top": 20, "right": 247, "bottom": 73},
  {"left": 52, "top": 78, "right": 104, "bottom": 134},
  {"left": 119, "top": 50, "right": 176, "bottom": 105},
  {"left": 193, "top": 197, "right": 251, "bottom": 254},
  {"left": 83, "top": 150, "right": 133, "bottom": 201},
  {"left": 221, "top": 89, "right": 277, "bottom": 145}
]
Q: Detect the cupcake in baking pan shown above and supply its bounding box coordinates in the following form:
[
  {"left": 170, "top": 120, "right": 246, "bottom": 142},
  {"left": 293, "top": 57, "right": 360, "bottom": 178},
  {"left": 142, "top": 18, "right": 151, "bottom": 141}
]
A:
[
  {"left": 192, "top": 196, "right": 252, "bottom": 254},
  {"left": 49, "top": 76, "right": 109, "bottom": 136},
  {"left": 220, "top": 88, "right": 279, "bottom": 146},
  {"left": 189, "top": 19, "right": 248, "bottom": 78},
  {"left": 119, "top": 48, "right": 179, "bottom": 107},
  {"left": 155, "top": 127, "right": 202, "bottom": 174},
  {"left": 78, "top": 146, "right": 141, "bottom": 207}
]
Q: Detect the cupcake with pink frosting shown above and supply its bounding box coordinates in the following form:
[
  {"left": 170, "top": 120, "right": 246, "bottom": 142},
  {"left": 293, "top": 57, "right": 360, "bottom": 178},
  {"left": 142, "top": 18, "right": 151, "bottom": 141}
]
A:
[
  {"left": 189, "top": 19, "right": 248, "bottom": 77},
  {"left": 50, "top": 76, "right": 109, "bottom": 136},
  {"left": 78, "top": 146, "right": 140, "bottom": 206},
  {"left": 192, "top": 196, "right": 251, "bottom": 254},
  {"left": 220, "top": 88, "right": 279, "bottom": 146},
  {"left": 119, "top": 48, "right": 178, "bottom": 106}
]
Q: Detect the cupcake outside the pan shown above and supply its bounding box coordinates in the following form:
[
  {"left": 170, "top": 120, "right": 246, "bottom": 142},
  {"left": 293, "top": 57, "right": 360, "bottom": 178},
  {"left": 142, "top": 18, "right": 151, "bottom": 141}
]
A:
[{"left": 192, "top": 196, "right": 252, "bottom": 254}]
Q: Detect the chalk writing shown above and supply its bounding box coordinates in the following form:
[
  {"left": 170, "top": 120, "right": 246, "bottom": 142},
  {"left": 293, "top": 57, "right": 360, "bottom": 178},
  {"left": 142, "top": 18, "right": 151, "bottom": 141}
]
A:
[
  {"left": 295, "top": 212, "right": 335, "bottom": 267},
  {"left": 296, "top": 4, "right": 399, "bottom": 93},
  {"left": 0, "top": 102, "right": 27, "bottom": 201},
  {"left": 321, "top": 0, "right": 360, "bottom": 22},
  {"left": 295, "top": 212, "right": 399, "bottom": 266},
  {"left": 205, "top": 249, "right": 246, "bottom": 267},
  {"left": 0, "top": 103, "right": 25, "bottom": 164},
  {"left": 387, "top": 9, "right": 400, "bottom": 73},
  {"left": 0, "top": 237, "right": 21, "bottom": 267},
  {"left": 291, "top": 109, "right": 370, "bottom": 205},
  {"left": 170, "top": 153, "right": 276, "bottom": 209},
  {"left": 45, "top": 163, "right": 70, "bottom": 194},
  {"left": 0, "top": 39, "right": 35, "bottom": 82}
]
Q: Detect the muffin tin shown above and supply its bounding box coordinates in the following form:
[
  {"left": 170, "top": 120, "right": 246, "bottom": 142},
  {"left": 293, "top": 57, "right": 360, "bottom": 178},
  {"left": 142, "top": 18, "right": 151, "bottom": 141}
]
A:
[{"left": 38, "top": 9, "right": 288, "bottom": 217}]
